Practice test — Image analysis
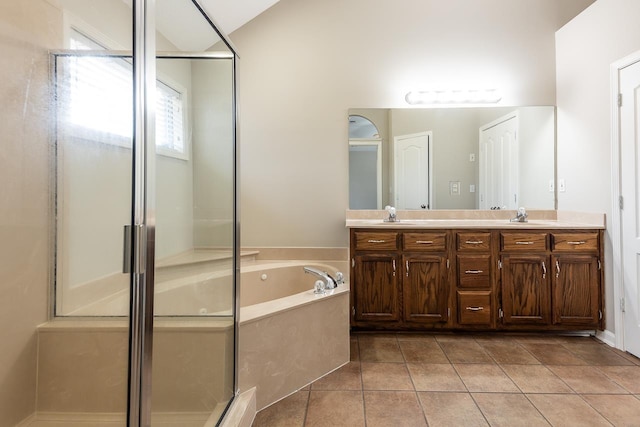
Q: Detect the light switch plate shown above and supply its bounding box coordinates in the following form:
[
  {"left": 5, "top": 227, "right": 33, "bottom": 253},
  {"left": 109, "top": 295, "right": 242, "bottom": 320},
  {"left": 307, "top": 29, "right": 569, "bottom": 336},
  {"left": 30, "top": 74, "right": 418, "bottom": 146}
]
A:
[
  {"left": 449, "top": 181, "right": 461, "bottom": 196},
  {"left": 558, "top": 179, "right": 566, "bottom": 192},
  {"left": 469, "top": 153, "right": 476, "bottom": 162},
  {"left": 549, "top": 180, "right": 554, "bottom": 192}
]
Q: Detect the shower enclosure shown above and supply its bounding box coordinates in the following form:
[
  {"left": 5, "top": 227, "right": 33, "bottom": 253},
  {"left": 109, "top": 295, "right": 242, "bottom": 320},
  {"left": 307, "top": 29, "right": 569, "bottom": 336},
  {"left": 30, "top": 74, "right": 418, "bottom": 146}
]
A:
[{"left": 0, "top": 1, "right": 239, "bottom": 426}]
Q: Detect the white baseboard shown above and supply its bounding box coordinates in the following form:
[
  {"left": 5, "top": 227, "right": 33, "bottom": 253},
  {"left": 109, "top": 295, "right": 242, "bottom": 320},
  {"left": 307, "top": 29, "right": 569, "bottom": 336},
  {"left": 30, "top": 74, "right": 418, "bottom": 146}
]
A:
[{"left": 596, "top": 329, "right": 616, "bottom": 348}]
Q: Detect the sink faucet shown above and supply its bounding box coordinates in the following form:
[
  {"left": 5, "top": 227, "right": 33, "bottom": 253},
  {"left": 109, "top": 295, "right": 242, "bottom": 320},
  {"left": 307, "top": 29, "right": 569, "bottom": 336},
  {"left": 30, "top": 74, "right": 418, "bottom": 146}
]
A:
[
  {"left": 304, "top": 266, "right": 340, "bottom": 289},
  {"left": 510, "top": 207, "right": 528, "bottom": 223},
  {"left": 384, "top": 205, "right": 398, "bottom": 222}
]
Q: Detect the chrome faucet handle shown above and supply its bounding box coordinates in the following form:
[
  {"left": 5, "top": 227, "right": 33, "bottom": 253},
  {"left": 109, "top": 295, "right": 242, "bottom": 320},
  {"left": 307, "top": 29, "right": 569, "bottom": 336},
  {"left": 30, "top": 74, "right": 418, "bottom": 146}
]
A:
[
  {"left": 335, "top": 272, "right": 344, "bottom": 285},
  {"left": 511, "top": 207, "right": 528, "bottom": 222},
  {"left": 384, "top": 205, "right": 398, "bottom": 222}
]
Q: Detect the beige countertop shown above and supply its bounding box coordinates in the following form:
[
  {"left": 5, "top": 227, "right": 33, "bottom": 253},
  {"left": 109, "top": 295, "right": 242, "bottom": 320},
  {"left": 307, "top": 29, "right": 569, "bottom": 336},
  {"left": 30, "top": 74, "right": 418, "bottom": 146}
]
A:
[{"left": 345, "top": 210, "right": 605, "bottom": 230}]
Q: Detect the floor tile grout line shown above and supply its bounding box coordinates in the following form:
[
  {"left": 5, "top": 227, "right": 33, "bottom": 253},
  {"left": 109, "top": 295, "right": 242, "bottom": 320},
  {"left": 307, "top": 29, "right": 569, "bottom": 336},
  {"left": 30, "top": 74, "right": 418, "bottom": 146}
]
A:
[
  {"left": 301, "top": 388, "right": 311, "bottom": 427},
  {"left": 357, "top": 335, "right": 367, "bottom": 427}
]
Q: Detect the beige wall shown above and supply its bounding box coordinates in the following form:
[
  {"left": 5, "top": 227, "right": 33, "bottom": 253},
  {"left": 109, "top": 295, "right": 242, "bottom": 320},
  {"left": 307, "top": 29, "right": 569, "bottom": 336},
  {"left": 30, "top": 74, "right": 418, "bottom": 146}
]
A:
[
  {"left": 556, "top": 0, "right": 640, "bottom": 335},
  {"left": 192, "top": 59, "right": 235, "bottom": 248},
  {"left": 0, "top": 2, "right": 62, "bottom": 425},
  {"left": 232, "top": 0, "right": 595, "bottom": 247}
]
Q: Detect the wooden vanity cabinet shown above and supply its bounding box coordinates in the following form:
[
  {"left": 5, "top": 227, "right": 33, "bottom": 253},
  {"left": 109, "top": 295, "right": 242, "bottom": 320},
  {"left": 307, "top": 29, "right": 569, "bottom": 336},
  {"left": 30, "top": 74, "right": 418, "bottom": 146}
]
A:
[
  {"left": 551, "top": 232, "right": 603, "bottom": 327},
  {"left": 499, "top": 253, "right": 551, "bottom": 326},
  {"left": 349, "top": 227, "right": 604, "bottom": 331},
  {"left": 402, "top": 232, "right": 450, "bottom": 325},
  {"left": 351, "top": 231, "right": 401, "bottom": 326},
  {"left": 497, "top": 231, "right": 603, "bottom": 330},
  {"left": 352, "top": 253, "right": 400, "bottom": 323},
  {"left": 455, "top": 232, "right": 494, "bottom": 328},
  {"left": 350, "top": 229, "right": 451, "bottom": 328}
]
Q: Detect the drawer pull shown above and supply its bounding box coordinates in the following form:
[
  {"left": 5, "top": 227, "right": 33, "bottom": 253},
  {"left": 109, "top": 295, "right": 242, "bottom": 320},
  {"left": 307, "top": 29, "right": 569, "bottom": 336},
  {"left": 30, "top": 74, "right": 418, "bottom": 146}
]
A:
[
  {"left": 466, "top": 306, "right": 484, "bottom": 312},
  {"left": 368, "top": 239, "right": 386, "bottom": 243},
  {"left": 415, "top": 240, "right": 434, "bottom": 244},
  {"left": 465, "top": 240, "right": 484, "bottom": 245},
  {"left": 567, "top": 241, "right": 586, "bottom": 245},
  {"left": 465, "top": 270, "right": 484, "bottom": 274},
  {"left": 515, "top": 241, "right": 534, "bottom": 245}
]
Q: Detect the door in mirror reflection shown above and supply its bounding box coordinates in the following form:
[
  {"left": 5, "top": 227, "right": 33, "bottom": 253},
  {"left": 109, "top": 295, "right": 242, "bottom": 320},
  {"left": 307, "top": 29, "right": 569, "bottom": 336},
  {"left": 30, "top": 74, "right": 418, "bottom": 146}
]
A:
[
  {"left": 479, "top": 113, "right": 519, "bottom": 210},
  {"left": 349, "top": 140, "right": 382, "bottom": 209},
  {"left": 394, "top": 131, "right": 432, "bottom": 209}
]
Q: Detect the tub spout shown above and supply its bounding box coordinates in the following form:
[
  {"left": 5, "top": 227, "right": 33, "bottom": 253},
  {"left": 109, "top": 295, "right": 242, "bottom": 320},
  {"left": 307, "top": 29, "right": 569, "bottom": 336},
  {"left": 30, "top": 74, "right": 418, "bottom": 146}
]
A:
[{"left": 304, "top": 266, "right": 338, "bottom": 289}]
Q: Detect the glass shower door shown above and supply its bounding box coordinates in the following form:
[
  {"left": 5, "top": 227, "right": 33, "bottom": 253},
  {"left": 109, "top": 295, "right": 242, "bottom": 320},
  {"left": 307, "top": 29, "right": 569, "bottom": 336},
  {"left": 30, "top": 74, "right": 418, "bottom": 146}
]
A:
[
  {"left": 48, "top": 1, "right": 239, "bottom": 425},
  {"left": 150, "top": 54, "right": 236, "bottom": 425},
  {"left": 149, "top": 2, "right": 239, "bottom": 425}
]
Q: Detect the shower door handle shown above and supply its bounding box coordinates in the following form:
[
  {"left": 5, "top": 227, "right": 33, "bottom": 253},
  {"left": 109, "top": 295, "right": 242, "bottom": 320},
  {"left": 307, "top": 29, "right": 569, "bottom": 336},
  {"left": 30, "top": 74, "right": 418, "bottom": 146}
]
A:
[
  {"left": 124, "top": 224, "right": 147, "bottom": 274},
  {"left": 123, "top": 225, "right": 132, "bottom": 273}
]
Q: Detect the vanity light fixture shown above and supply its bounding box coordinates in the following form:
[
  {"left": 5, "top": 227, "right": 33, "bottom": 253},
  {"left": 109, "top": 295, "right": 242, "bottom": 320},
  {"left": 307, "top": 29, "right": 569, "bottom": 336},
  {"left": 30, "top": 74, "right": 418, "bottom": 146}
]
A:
[{"left": 405, "top": 89, "right": 502, "bottom": 105}]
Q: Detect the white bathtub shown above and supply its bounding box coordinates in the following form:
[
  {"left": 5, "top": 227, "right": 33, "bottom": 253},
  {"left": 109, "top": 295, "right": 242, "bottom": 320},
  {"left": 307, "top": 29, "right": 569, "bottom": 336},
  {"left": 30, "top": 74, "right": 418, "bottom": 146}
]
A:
[
  {"left": 69, "top": 258, "right": 347, "bottom": 318},
  {"left": 238, "top": 261, "right": 350, "bottom": 410}
]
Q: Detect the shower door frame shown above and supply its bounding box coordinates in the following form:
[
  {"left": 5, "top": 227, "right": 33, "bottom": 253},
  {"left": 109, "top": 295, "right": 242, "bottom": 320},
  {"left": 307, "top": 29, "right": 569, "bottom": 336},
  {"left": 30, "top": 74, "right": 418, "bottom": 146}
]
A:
[
  {"left": 130, "top": 1, "right": 241, "bottom": 425},
  {"left": 50, "top": 0, "right": 240, "bottom": 423}
]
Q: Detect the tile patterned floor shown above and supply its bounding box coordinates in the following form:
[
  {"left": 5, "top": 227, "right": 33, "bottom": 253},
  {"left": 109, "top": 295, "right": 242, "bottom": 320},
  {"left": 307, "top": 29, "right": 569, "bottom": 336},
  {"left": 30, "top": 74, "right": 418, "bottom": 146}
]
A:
[{"left": 252, "top": 333, "right": 640, "bottom": 427}]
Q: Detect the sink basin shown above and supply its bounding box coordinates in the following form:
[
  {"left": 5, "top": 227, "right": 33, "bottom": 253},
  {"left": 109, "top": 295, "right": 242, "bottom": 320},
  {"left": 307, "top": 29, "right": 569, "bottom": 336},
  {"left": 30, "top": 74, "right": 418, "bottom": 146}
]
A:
[{"left": 505, "top": 220, "right": 557, "bottom": 226}]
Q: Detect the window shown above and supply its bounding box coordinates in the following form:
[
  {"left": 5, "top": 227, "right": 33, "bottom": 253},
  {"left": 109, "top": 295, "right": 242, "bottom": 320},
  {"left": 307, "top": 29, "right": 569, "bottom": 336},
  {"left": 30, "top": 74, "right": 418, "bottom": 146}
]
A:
[{"left": 61, "top": 29, "right": 188, "bottom": 159}]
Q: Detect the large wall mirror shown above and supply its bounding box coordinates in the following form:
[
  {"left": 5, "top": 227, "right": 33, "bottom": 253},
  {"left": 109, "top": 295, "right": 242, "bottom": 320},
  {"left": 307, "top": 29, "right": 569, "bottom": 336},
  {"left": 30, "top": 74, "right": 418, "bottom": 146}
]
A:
[{"left": 349, "top": 106, "right": 556, "bottom": 211}]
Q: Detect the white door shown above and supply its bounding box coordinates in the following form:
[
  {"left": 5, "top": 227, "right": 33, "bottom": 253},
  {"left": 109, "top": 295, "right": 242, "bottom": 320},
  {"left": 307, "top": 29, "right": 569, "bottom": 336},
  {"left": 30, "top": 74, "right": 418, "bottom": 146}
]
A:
[
  {"left": 349, "top": 139, "right": 382, "bottom": 209},
  {"left": 394, "top": 132, "right": 432, "bottom": 209},
  {"left": 620, "top": 59, "right": 640, "bottom": 357},
  {"left": 479, "top": 113, "right": 519, "bottom": 210}
]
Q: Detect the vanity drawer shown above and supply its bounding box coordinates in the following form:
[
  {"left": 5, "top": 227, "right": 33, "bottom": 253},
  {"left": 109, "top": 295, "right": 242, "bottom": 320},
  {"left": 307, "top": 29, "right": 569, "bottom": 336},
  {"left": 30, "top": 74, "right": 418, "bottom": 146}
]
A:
[
  {"left": 354, "top": 231, "right": 399, "bottom": 251},
  {"left": 457, "top": 255, "right": 491, "bottom": 288},
  {"left": 457, "top": 232, "right": 491, "bottom": 251},
  {"left": 501, "top": 232, "right": 548, "bottom": 252},
  {"left": 403, "top": 232, "right": 447, "bottom": 251},
  {"left": 552, "top": 232, "right": 599, "bottom": 252},
  {"left": 457, "top": 291, "right": 492, "bottom": 325}
]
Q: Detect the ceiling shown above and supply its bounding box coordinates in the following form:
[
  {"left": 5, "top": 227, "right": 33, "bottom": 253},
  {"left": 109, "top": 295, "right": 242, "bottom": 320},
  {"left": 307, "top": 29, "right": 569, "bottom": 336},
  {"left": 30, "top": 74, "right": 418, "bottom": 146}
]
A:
[
  {"left": 153, "top": 0, "right": 280, "bottom": 51},
  {"left": 197, "top": 0, "right": 280, "bottom": 35}
]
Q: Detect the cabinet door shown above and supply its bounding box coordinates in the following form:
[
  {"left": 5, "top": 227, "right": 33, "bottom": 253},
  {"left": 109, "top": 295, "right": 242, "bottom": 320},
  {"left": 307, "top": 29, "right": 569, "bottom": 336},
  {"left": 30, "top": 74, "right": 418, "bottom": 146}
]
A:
[
  {"left": 403, "top": 255, "right": 449, "bottom": 323},
  {"left": 552, "top": 255, "right": 600, "bottom": 326},
  {"left": 353, "top": 254, "right": 400, "bottom": 323},
  {"left": 500, "top": 254, "right": 550, "bottom": 325}
]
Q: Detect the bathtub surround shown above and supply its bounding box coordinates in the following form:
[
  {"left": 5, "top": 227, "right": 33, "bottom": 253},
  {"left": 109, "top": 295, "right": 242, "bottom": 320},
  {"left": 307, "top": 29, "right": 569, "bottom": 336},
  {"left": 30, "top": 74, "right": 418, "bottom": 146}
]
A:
[{"left": 239, "top": 288, "right": 350, "bottom": 410}]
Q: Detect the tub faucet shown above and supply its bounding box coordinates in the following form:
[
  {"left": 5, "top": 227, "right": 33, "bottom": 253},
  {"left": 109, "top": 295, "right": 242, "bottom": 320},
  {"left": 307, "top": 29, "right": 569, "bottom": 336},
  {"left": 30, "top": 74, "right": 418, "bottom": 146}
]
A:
[
  {"left": 510, "top": 207, "right": 528, "bottom": 223},
  {"left": 384, "top": 205, "right": 398, "bottom": 222},
  {"left": 304, "top": 266, "right": 338, "bottom": 289}
]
